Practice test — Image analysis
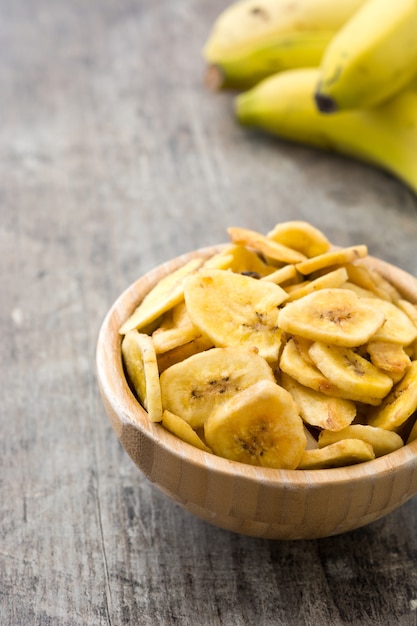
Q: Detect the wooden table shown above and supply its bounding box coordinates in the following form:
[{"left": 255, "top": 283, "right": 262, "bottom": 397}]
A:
[{"left": 1, "top": 1, "right": 417, "bottom": 624}]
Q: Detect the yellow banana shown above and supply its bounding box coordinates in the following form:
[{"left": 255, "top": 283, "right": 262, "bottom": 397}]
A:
[
  {"left": 203, "top": 0, "right": 366, "bottom": 90},
  {"left": 314, "top": 0, "right": 417, "bottom": 112},
  {"left": 235, "top": 68, "right": 417, "bottom": 195}
]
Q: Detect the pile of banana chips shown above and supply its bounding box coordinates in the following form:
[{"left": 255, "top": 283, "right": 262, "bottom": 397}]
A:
[{"left": 119, "top": 221, "right": 417, "bottom": 470}]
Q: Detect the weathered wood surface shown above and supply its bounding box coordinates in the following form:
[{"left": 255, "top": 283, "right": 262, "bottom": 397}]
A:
[{"left": 1, "top": 1, "right": 417, "bottom": 624}]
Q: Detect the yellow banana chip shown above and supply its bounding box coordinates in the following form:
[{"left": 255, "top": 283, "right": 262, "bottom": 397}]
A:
[
  {"left": 227, "top": 226, "right": 307, "bottom": 264},
  {"left": 318, "top": 424, "right": 404, "bottom": 457},
  {"left": 160, "top": 346, "right": 275, "bottom": 429},
  {"left": 367, "top": 360, "right": 417, "bottom": 430},
  {"left": 121, "top": 330, "right": 163, "bottom": 422},
  {"left": 366, "top": 341, "right": 411, "bottom": 379},
  {"left": 281, "top": 372, "right": 356, "bottom": 431},
  {"left": 162, "top": 410, "right": 212, "bottom": 453},
  {"left": 308, "top": 342, "right": 393, "bottom": 401},
  {"left": 295, "top": 245, "right": 368, "bottom": 276},
  {"left": 156, "top": 335, "right": 213, "bottom": 374},
  {"left": 204, "top": 380, "right": 306, "bottom": 469},
  {"left": 184, "top": 268, "right": 287, "bottom": 364},
  {"left": 285, "top": 267, "right": 348, "bottom": 302},
  {"left": 278, "top": 288, "right": 385, "bottom": 347},
  {"left": 267, "top": 220, "right": 331, "bottom": 258},
  {"left": 120, "top": 258, "right": 204, "bottom": 334},
  {"left": 297, "top": 439, "right": 375, "bottom": 470}
]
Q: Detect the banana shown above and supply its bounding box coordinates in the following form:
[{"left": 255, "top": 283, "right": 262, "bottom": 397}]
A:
[
  {"left": 314, "top": 0, "right": 417, "bottom": 112},
  {"left": 184, "top": 268, "right": 288, "bottom": 364},
  {"left": 159, "top": 346, "right": 276, "bottom": 429},
  {"left": 235, "top": 68, "right": 417, "bottom": 195},
  {"left": 203, "top": 0, "right": 366, "bottom": 90},
  {"left": 121, "top": 331, "right": 163, "bottom": 422},
  {"left": 308, "top": 342, "right": 394, "bottom": 401},
  {"left": 204, "top": 379, "right": 306, "bottom": 469},
  {"left": 277, "top": 287, "right": 385, "bottom": 347}
]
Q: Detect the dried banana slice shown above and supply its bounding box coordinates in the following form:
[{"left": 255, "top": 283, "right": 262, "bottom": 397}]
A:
[
  {"left": 361, "top": 298, "right": 417, "bottom": 346},
  {"left": 162, "top": 410, "right": 212, "bottom": 453},
  {"left": 308, "top": 342, "right": 393, "bottom": 402},
  {"left": 220, "top": 244, "right": 275, "bottom": 277},
  {"left": 281, "top": 373, "right": 356, "bottom": 431},
  {"left": 120, "top": 258, "right": 204, "bottom": 334},
  {"left": 295, "top": 245, "right": 368, "bottom": 276},
  {"left": 121, "top": 330, "right": 163, "bottom": 422},
  {"left": 367, "top": 361, "right": 417, "bottom": 430},
  {"left": 397, "top": 299, "right": 417, "bottom": 328},
  {"left": 318, "top": 425, "right": 404, "bottom": 457},
  {"left": 279, "top": 338, "right": 384, "bottom": 405},
  {"left": 260, "top": 264, "right": 298, "bottom": 286},
  {"left": 277, "top": 288, "right": 385, "bottom": 347},
  {"left": 156, "top": 335, "right": 213, "bottom": 374},
  {"left": 159, "top": 346, "right": 275, "bottom": 429},
  {"left": 366, "top": 341, "right": 411, "bottom": 380},
  {"left": 227, "top": 226, "right": 307, "bottom": 264},
  {"left": 285, "top": 267, "right": 348, "bottom": 302},
  {"left": 345, "top": 262, "right": 400, "bottom": 302},
  {"left": 204, "top": 380, "right": 306, "bottom": 469},
  {"left": 267, "top": 221, "right": 330, "bottom": 258},
  {"left": 152, "top": 301, "right": 202, "bottom": 354},
  {"left": 297, "top": 439, "right": 375, "bottom": 470},
  {"left": 407, "top": 418, "right": 417, "bottom": 444},
  {"left": 184, "top": 268, "right": 287, "bottom": 364}
]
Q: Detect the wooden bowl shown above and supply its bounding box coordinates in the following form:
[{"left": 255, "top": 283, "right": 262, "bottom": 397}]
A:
[{"left": 96, "top": 246, "right": 417, "bottom": 540}]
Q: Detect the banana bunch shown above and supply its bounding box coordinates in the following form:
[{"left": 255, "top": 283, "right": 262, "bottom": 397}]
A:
[{"left": 204, "top": 0, "right": 417, "bottom": 194}]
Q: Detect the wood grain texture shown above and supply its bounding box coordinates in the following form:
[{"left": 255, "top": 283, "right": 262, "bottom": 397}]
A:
[{"left": 1, "top": 0, "right": 417, "bottom": 624}]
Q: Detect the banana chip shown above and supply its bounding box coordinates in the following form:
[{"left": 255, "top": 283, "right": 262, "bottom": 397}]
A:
[
  {"left": 309, "top": 342, "right": 393, "bottom": 401},
  {"left": 281, "top": 372, "right": 356, "bottom": 431},
  {"left": 318, "top": 424, "right": 404, "bottom": 457},
  {"left": 367, "top": 361, "right": 417, "bottom": 431},
  {"left": 162, "top": 410, "right": 212, "bottom": 453},
  {"left": 285, "top": 267, "right": 348, "bottom": 302},
  {"left": 278, "top": 288, "right": 385, "bottom": 347},
  {"left": 266, "top": 220, "right": 330, "bottom": 258},
  {"left": 295, "top": 245, "right": 368, "bottom": 276},
  {"left": 184, "top": 268, "right": 287, "bottom": 364},
  {"left": 227, "top": 226, "right": 307, "bottom": 264},
  {"left": 159, "top": 346, "right": 275, "bottom": 429},
  {"left": 204, "top": 380, "right": 306, "bottom": 469},
  {"left": 121, "top": 330, "right": 163, "bottom": 422},
  {"left": 297, "top": 439, "right": 375, "bottom": 470},
  {"left": 120, "top": 258, "right": 204, "bottom": 334}
]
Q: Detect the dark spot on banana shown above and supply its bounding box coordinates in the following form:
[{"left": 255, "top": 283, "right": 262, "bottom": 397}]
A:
[
  {"left": 250, "top": 7, "right": 270, "bottom": 20},
  {"left": 241, "top": 271, "right": 261, "bottom": 279}
]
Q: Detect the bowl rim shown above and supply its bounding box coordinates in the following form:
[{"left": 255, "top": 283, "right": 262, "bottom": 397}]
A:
[{"left": 96, "top": 244, "right": 417, "bottom": 489}]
